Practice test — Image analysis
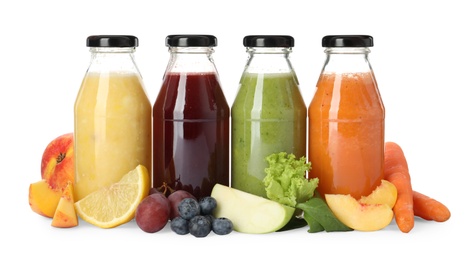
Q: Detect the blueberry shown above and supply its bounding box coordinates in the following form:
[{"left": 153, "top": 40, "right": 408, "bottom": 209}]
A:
[
  {"left": 170, "top": 217, "right": 189, "bottom": 235},
  {"left": 212, "top": 217, "right": 233, "bottom": 235},
  {"left": 189, "top": 215, "right": 211, "bottom": 238},
  {"left": 199, "top": 196, "right": 217, "bottom": 215},
  {"left": 178, "top": 198, "right": 200, "bottom": 220},
  {"left": 204, "top": 214, "right": 215, "bottom": 225}
]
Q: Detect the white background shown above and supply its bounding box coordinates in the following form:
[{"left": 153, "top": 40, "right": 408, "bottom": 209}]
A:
[{"left": 1, "top": 0, "right": 464, "bottom": 259}]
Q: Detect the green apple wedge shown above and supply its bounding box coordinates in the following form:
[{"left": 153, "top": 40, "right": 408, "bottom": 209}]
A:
[{"left": 211, "top": 183, "right": 295, "bottom": 234}]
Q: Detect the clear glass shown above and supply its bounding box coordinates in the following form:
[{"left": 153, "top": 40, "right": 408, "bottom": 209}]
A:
[
  {"left": 231, "top": 47, "right": 307, "bottom": 198},
  {"left": 308, "top": 47, "right": 385, "bottom": 199},
  {"left": 153, "top": 46, "right": 230, "bottom": 199},
  {"left": 74, "top": 47, "right": 152, "bottom": 201},
  {"left": 322, "top": 47, "right": 374, "bottom": 73}
]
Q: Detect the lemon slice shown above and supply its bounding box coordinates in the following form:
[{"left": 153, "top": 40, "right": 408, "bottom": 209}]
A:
[{"left": 75, "top": 164, "right": 150, "bottom": 228}]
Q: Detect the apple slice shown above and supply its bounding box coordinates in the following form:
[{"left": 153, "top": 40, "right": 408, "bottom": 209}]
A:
[
  {"left": 325, "top": 194, "right": 393, "bottom": 231},
  {"left": 211, "top": 184, "right": 295, "bottom": 234},
  {"left": 52, "top": 181, "right": 78, "bottom": 228}
]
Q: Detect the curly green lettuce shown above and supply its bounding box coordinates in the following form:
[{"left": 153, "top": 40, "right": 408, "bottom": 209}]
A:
[
  {"left": 263, "top": 152, "right": 318, "bottom": 208},
  {"left": 263, "top": 152, "right": 352, "bottom": 233}
]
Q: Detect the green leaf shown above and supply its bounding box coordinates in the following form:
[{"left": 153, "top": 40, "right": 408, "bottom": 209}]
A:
[
  {"left": 302, "top": 212, "right": 325, "bottom": 233},
  {"left": 296, "top": 193, "right": 353, "bottom": 232},
  {"left": 276, "top": 217, "right": 307, "bottom": 232}
]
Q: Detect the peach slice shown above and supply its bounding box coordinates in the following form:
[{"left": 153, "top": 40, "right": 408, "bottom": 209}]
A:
[
  {"left": 325, "top": 194, "right": 393, "bottom": 231},
  {"left": 359, "top": 180, "right": 397, "bottom": 209},
  {"left": 52, "top": 181, "right": 78, "bottom": 228},
  {"left": 29, "top": 179, "right": 62, "bottom": 218}
]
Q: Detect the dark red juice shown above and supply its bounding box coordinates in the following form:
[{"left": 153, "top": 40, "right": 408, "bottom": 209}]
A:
[{"left": 153, "top": 72, "right": 230, "bottom": 199}]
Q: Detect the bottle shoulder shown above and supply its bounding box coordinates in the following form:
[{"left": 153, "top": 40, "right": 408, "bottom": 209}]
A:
[
  {"left": 310, "top": 71, "right": 384, "bottom": 118},
  {"left": 232, "top": 71, "right": 306, "bottom": 114},
  {"left": 153, "top": 71, "right": 229, "bottom": 119}
]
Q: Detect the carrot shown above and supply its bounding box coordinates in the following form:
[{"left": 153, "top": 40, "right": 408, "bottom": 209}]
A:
[
  {"left": 413, "top": 190, "right": 451, "bottom": 222},
  {"left": 383, "top": 141, "right": 414, "bottom": 233}
]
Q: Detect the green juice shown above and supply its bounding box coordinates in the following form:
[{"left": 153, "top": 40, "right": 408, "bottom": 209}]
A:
[{"left": 231, "top": 72, "right": 307, "bottom": 198}]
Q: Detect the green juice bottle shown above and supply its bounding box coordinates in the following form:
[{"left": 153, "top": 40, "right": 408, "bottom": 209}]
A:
[{"left": 231, "top": 35, "right": 307, "bottom": 198}]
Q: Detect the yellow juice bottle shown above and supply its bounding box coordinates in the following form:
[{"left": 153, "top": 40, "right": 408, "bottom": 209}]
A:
[{"left": 74, "top": 35, "right": 152, "bottom": 201}]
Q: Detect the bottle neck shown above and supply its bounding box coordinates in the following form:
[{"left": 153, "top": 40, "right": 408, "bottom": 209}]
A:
[
  {"left": 165, "top": 47, "right": 218, "bottom": 73},
  {"left": 87, "top": 47, "right": 141, "bottom": 75},
  {"left": 321, "top": 47, "right": 373, "bottom": 74},
  {"left": 244, "top": 47, "right": 295, "bottom": 74}
]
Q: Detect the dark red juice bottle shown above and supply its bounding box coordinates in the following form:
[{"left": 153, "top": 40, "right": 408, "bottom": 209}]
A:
[{"left": 153, "top": 35, "right": 230, "bottom": 199}]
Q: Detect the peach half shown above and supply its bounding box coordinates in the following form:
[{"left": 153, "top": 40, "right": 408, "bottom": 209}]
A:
[
  {"left": 359, "top": 180, "right": 397, "bottom": 208},
  {"left": 324, "top": 180, "right": 397, "bottom": 231},
  {"left": 325, "top": 194, "right": 393, "bottom": 231}
]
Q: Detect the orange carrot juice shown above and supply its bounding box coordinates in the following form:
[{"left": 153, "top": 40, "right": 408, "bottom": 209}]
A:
[{"left": 308, "top": 72, "right": 384, "bottom": 199}]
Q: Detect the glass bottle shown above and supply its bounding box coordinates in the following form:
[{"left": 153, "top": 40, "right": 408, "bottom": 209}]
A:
[
  {"left": 231, "top": 35, "right": 307, "bottom": 198},
  {"left": 153, "top": 35, "right": 230, "bottom": 199},
  {"left": 308, "top": 35, "right": 385, "bottom": 199},
  {"left": 74, "top": 35, "right": 152, "bottom": 201}
]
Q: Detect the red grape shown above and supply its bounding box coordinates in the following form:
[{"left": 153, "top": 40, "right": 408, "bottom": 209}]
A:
[
  {"left": 135, "top": 193, "right": 170, "bottom": 233},
  {"left": 149, "top": 187, "right": 161, "bottom": 195}
]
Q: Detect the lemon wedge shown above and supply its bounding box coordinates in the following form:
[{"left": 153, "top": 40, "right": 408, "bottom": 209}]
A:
[{"left": 75, "top": 164, "right": 150, "bottom": 228}]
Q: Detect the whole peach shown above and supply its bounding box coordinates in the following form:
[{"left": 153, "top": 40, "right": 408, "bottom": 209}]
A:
[{"left": 41, "top": 132, "right": 74, "bottom": 191}]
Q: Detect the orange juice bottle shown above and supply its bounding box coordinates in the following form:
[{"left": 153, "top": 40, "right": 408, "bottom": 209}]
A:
[
  {"left": 308, "top": 35, "right": 385, "bottom": 199},
  {"left": 74, "top": 35, "right": 152, "bottom": 201}
]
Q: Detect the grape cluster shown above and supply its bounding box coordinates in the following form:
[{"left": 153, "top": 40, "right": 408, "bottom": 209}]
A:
[
  {"left": 171, "top": 196, "right": 233, "bottom": 237},
  {"left": 135, "top": 188, "right": 233, "bottom": 238}
]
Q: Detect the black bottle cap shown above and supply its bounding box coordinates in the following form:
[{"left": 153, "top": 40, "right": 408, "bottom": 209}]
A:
[
  {"left": 322, "top": 35, "right": 373, "bottom": 47},
  {"left": 243, "top": 35, "right": 294, "bottom": 47},
  {"left": 166, "top": 35, "right": 217, "bottom": 47},
  {"left": 86, "top": 35, "right": 138, "bottom": 47}
]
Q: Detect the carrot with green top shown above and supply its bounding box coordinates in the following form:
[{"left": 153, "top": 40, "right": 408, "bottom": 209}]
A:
[
  {"left": 383, "top": 141, "right": 414, "bottom": 233},
  {"left": 413, "top": 190, "right": 451, "bottom": 222}
]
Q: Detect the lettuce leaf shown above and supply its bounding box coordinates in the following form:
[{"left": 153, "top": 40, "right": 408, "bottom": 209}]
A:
[
  {"left": 263, "top": 152, "right": 318, "bottom": 208},
  {"left": 263, "top": 152, "right": 352, "bottom": 233}
]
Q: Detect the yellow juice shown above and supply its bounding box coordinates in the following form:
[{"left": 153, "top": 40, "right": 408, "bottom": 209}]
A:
[{"left": 74, "top": 72, "right": 152, "bottom": 201}]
